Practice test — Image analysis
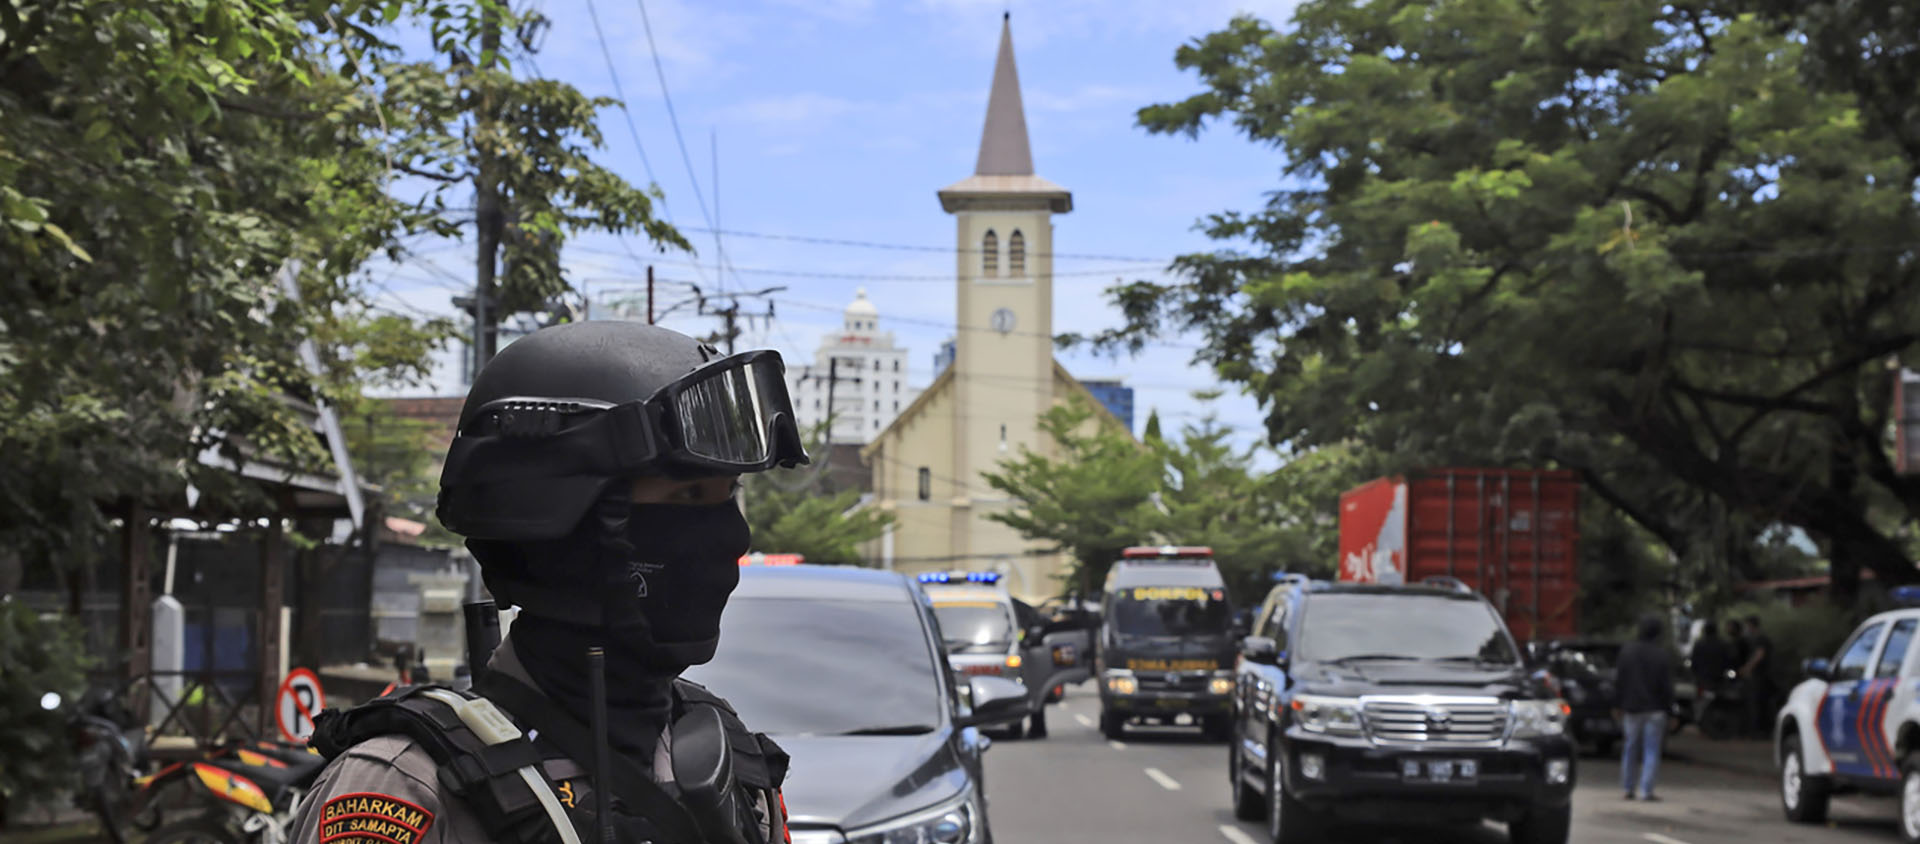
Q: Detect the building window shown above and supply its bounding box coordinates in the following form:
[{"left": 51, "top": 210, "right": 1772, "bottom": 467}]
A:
[
  {"left": 893, "top": 380, "right": 899, "bottom": 392},
  {"left": 814, "top": 399, "right": 821, "bottom": 410},
  {"left": 874, "top": 419, "right": 880, "bottom": 430},
  {"left": 874, "top": 400, "right": 880, "bottom": 412},
  {"left": 893, "top": 359, "right": 900, "bottom": 372},
  {"left": 1009, "top": 230, "right": 1025, "bottom": 275},
  {"left": 893, "top": 401, "right": 900, "bottom": 412},
  {"left": 981, "top": 230, "right": 998, "bottom": 277},
  {"left": 917, "top": 467, "right": 931, "bottom": 500}
]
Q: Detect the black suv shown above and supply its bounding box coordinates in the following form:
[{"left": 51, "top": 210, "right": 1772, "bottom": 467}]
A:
[{"left": 1227, "top": 577, "right": 1575, "bottom": 844}]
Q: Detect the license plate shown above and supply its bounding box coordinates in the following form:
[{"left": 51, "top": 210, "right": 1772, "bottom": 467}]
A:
[
  {"left": 1154, "top": 698, "right": 1188, "bottom": 709},
  {"left": 1400, "top": 759, "right": 1478, "bottom": 784}
]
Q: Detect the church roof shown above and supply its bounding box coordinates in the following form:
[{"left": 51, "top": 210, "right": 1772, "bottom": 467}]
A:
[
  {"left": 938, "top": 15, "right": 1072, "bottom": 214},
  {"left": 845, "top": 287, "right": 878, "bottom": 319}
]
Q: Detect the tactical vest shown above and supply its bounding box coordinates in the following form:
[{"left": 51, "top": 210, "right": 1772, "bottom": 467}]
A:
[{"left": 311, "top": 678, "right": 789, "bottom": 844}]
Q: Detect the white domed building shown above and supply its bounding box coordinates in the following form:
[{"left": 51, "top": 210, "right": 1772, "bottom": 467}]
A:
[{"left": 788, "top": 289, "right": 917, "bottom": 445}]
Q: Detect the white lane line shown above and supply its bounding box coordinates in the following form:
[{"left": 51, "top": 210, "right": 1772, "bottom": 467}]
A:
[
  {"left": 1218, "top": 825, "right": 1261, "bottom": 844},
  {"left": 1074, "top": 713, "right": 1095, "bottom": 728},
  {"left": 1109, "top": 740, "right": 1128, "bottom": 750},
  {"left": 1144, "top": 767, "right": 1182, "bottom": 791},
  {"left": 1642, "top": 834, "right": 1693, "bottom": 844}
]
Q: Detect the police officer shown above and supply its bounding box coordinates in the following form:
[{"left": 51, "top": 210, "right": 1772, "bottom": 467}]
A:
[{"left": 293, "top": 321, "right": 808, "bottom": 844}]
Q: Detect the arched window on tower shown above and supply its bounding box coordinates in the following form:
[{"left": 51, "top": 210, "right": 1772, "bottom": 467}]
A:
[
  {"left": 1009, "top": 230, "right": 1026, "bottom": 276},
  {"left": 981, "top": 230, "right": 999, "bottom": 277}
]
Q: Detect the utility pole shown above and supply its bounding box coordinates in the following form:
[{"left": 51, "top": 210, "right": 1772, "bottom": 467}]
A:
[
  {"left": 647, "top": 266, "right": 656, "bottom": 324},
  {"left": 816, "top": 358, "right": 862, "bottom": 447},
  {"left": 471, "top": 2, "right": 504, "bottom": 374}
]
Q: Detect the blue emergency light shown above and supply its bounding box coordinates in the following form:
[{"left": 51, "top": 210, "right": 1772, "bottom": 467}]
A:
[
  {"left": 1893, "top": 585, "right": 1920, "bottom": 606},
  {"left": 917, "top": 571, "right": 1001, "bottom": 584}
]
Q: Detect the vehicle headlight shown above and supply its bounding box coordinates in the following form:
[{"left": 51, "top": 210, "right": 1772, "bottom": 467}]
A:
[
  {"left": 1510, "top": 699, "right": 1570, "bottom": 738},
  {"left": 1290, "top": 694, "right": 1363, "bottom": 735},
  {"left": 1107, "top": 674, "right": 1138, "bottom": 696},
  {"left": 845, "top": 789, "right": 979, "bottom": 844},
  {"left": 1209, "top": 676, "right": 1235, "bottom": 696}
]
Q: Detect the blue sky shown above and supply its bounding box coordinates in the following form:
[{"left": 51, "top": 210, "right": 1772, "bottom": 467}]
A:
[{"left": 369, "top": 0, "right": 1305, "bottom": 457}]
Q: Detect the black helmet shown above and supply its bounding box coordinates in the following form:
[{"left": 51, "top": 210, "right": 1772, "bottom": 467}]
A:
[{"left": 436, "top": 321, "right": 809, "bottom": 541}]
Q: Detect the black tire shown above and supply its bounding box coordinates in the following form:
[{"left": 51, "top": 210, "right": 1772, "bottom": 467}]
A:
[
  {"left": 1898, "top": 753, "right": 1920, "bottom": 844},
  {"left": 1005, "top": 719, "right": 1025, "bottom": 740},
  {"left": 1028, "top": 705, "right": 1048, "bottom": 739},
  {"left": 145, "top": 813, "right": 241, "bottom": 844},
  {"left": 1509, "top": 803, "right": 1571, "bottom": 844},
  {"left": 1781, "top": 735, "right": 1830, "bottom": 824},
  {"left": 1267, "top": 753, "right": 1322, "bottom": 844},
  {"left": 1202, "top": 715, "right": 1232, "bottom": 743},
  {"left": 1100, "top": 709, "right": 1125, "bottom": 740},
  {"left": 1230, "top": 741, "right": 1266, "bottom": 821}
]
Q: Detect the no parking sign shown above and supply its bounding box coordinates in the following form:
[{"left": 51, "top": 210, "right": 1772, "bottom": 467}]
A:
[{"left": 275, "top": 668, "right": 326, "bottom": 743}]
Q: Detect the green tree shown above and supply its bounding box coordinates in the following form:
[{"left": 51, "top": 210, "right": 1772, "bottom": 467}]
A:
[
  {"left": 1147, "top": 404, "right": 1303, "bottom": 600},
  {"left": 0, "top": 601, "right": 92, "bottom": 812},
  {"left": 982, "top": 396, "right": 1162, "bottom": 595},
  {"left": 0, "top": 1, "right": 444, "bottom": 578},
  {"left": 1092, "top": 2, "right": 1920, "bottom": 602}
]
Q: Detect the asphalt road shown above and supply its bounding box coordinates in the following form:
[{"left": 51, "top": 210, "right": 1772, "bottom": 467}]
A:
[{"left": 982, "top": 687, "right": 1907, "bottom": 844}]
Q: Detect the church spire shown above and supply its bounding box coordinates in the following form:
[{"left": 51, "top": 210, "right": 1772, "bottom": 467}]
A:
[{"left": 973, "top": 13, "right": 1033, "bottom": 177}]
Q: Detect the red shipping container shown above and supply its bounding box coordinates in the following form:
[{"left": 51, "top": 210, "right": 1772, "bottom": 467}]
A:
[{"left": 1338, "top": 469, "right": 1580, "bottom": 641}]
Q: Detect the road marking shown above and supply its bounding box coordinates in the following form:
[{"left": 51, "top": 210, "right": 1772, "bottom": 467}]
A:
[
  {"left": 1075, "top": 714, "right": 1095, "bottom": 728},
  {"left": 1144, "top": 767, "right": 1182, "bottom": 791},
  {"left": 1109, "top": 740, "right": 1127, "bottom": 750},
  {"left": 1643, "top": 834, "right": 1693, "bottom": 844},
  {"left": 1218, "top": 825, "right": 1261, "bottom": 844}
]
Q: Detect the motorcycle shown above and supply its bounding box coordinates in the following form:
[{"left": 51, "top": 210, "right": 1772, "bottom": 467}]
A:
[
  {"left": 1694, "top": 675, "right": 1747, "bottom": 740},
  {"left": 49, "top": 688, "right": 150, "bottom": 843},
  {"left": 133, "top": 739, "right": 330, "bottom": 843}
]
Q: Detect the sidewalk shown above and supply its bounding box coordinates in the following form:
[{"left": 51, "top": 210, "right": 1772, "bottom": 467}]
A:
[{"left": 1662, "top": 728, "right": 1774, "bottom": 780}]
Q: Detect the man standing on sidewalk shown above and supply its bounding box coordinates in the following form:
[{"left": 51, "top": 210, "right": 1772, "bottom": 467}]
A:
[
  {"left": 1615, "top": 614, "right": 1676, "bottom": 801},
  {"left": 1740, "top": 615, "right": 1776, "bottom": 737}
]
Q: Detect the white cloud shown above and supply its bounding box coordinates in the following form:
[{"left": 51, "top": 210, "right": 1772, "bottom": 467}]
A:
[{"left": 712, "top": 92, "right": 867, "bottom": 129}]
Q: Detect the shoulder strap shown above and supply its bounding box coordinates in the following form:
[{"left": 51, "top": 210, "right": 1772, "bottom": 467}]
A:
[
  {"left": 476, "top": 671, "right": 708, "bottom": 844},
  {"left": 310, "top": 686, "right": 581, "bottom": 844}
]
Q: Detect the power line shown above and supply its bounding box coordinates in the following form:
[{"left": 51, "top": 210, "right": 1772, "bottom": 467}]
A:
[
  {"left": 633, "top": 0, "right": 715, "bottom": 240},
  {"left": 582, "top": 253, "right": 1167, "bottom": 282},
  {"left": 676, "top": 226, "right": 1176, "bottom": 263},
  {"left": 764, "top": 294, "right": 1206, "bottom": 350}
]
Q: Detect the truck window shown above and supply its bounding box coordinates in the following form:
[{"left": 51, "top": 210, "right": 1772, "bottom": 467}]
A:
[
  {"left": 1263, "top": 601, "right": 1290, "bottom": 654},
  {"left": 1876, "top": 619, "right": 1916, "bottom": 678},
  {"left": 1112, "top": 586, "right": 1232, "bottom": 637},
  {"left": 1833, "top": 622, "right": 1886, "bottom": 683}
]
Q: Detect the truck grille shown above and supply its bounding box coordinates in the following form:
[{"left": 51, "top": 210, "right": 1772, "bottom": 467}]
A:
[
  {"left": 1137, "top": 672, "right": 1211, "bottom": 692},
  {"left": 1362, "top": 697, "right": 1507, "bottom": 745}
]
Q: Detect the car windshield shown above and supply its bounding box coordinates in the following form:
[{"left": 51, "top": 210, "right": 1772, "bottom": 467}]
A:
[
  {"left": 682, "top": 597, "right": 944, "bottom": 736},
  {"left": 1297, "top": 594, "right": 1519, "bottom": 665},
  {"left": 932, "top": 602, "right": 1014, "bottom": 653},
  {"left": 1111, "top": 585, "right": 1232, "bottom": 637}
]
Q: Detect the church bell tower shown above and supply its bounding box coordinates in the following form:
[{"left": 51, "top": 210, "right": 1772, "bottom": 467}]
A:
[{"left": 935, "top": 13, "right": 1072, "bottom": 570}]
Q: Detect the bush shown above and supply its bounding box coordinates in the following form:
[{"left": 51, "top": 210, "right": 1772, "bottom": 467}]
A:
[{"left": 0, "top": 599, "right": 92, "bottom": 810}]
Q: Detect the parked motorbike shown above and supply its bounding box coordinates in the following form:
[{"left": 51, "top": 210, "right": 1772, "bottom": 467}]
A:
[
  {"left": 135, "top": 739, "right": 329, "bottom": 843},
  {"left": 1694, "top": 680, "right": 1747, "bottom": 740},
  {"left": 50, "top": 688, "right": 150, "bottom": 843}
]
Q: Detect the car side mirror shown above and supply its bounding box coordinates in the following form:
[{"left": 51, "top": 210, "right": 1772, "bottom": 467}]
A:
[
  {"left": 1803, "top": 658, "right": 1831, "bottom": 681},
  {"left": 958, "top": 675, "right": 1029, "bottom": 728},
  {"left": 1241, "top": 636, "right": 1280, "bottom": 666}
]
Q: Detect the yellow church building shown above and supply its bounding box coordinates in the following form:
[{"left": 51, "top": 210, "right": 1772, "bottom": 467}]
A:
[{"left": 862, "top": 16, "right": 1128, "bottom": 602}]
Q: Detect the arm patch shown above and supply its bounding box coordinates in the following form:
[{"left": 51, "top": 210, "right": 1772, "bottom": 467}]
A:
[{"left": 318, "top": 792, "right": 436, "bottom": 844}]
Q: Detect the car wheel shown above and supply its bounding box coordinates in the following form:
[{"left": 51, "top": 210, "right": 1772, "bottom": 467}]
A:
[
  {"left": 1509, "top": 803, "right": 1571, "bottom": 844},
  {"left": 1005, "top": 719, "right": 1025, "bottom": 740},
  {"left": 1781, "top": 735, "right": 1830, "bottom": 824},
  {"left": 1267, "top": 753, "right": 1322, "bottom": 844},
  {"left": 1028, "top": 705, "right": 1048, "bottom": 739},
  {"left": 1100, "top": 709, "right": 1125, "bottom": 740},
  {"left": 1229, "top": 740, "right": 1266, "bottom": 821},
  {"left": 1900, "top": 753, "right": 1920, "bottom": 844}
]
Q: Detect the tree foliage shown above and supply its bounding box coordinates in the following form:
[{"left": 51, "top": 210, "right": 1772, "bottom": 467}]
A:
[
  {"left": 0, "top": 0, "right": 683, "bottom": 578},
  {"left": 1092, "top": 1, "right": 1920, "bottom": 600},
  {"left": 0, "top": 600, "right": 91, "bottom": 808},
  {"left": 981, "top": 397, "right": 1163, "bottom": 594}
]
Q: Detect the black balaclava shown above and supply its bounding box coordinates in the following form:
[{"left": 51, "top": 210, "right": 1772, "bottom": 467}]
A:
[{"left": 474, "top": 497, "right": 750, "bottom": 760}]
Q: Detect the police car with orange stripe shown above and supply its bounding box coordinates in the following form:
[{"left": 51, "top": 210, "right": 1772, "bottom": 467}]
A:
[{"left": 1777, "top": 588, "right": 1920, "bottom": 841}]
